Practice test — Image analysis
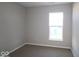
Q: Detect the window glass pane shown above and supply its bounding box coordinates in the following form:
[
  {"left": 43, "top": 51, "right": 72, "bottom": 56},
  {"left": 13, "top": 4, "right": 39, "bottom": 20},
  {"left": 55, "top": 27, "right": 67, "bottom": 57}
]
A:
[
  {"left": 49, "top": 12, "right": 63, "bottom": 26},
  {"left": 49, "top": 27, "right": 63, "bottom": 41}
]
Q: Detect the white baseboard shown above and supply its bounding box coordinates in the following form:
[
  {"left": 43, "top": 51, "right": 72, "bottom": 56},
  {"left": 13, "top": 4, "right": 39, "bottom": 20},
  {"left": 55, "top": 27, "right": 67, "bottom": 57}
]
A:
[
  {"left": 26, "top": 43, "right": 71, "bottom": 49},
  {"left": 9, "top": 42, "right": 71, "bottom": 55},
  {"left": 9, "top": 43, "right": 26, "bottom": 54}
]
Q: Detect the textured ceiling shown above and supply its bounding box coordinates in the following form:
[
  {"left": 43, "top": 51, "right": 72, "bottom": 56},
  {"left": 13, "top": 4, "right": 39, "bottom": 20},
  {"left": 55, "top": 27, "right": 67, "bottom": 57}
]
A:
[{"left": 18, "top": 2, "right": 72, "bottom": 7}]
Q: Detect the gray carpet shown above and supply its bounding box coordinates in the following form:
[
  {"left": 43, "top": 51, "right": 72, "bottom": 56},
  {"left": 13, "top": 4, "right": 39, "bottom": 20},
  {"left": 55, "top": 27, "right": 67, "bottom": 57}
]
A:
[{"left": 9, "top": 44, "right": 73, "bottom": 57}]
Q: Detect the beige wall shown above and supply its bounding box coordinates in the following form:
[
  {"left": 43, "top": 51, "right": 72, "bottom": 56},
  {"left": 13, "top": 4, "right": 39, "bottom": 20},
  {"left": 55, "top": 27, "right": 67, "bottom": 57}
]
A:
[
  {"left": 25, "top": 4, "right": 72, "bottom": 49},
  {"left": 0, "top": 3, "right": 26, "bottom": 51},
  {"left": 72, "top": 3, "right": 79, "bottom": 57}
]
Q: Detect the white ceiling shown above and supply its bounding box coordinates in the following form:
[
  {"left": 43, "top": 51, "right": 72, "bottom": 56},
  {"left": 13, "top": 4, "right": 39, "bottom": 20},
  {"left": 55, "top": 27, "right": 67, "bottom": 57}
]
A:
[{"left": 18, "top": 2, "right": 72, "bottom": 7}]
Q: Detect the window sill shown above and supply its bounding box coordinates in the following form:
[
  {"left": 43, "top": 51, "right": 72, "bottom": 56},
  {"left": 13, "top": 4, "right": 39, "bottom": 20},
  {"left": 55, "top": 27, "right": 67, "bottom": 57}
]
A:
[{"left": 49, "top": 39, "right": 63, "bottom": 41}]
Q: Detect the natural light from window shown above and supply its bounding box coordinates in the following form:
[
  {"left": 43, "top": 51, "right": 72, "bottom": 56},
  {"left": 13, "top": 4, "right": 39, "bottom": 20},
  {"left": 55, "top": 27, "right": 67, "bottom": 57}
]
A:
[{"left": 49, "top": 12, "right": 63, "bottom": 41}]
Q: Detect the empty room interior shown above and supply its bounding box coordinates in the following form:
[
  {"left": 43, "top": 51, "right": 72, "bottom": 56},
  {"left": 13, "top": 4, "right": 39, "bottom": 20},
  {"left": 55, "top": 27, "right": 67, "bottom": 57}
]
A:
[{"left": 0, "top": 2, "right": 79, "bottom": 57}]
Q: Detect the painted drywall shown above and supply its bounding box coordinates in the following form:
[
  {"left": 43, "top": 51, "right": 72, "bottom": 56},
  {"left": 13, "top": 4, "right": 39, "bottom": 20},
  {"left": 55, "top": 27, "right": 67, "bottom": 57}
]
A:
[
  {"left": 72, "top": 3, "right": 79, "bottom": 57},
  {"left": 25, "top": 4, "right": 72, "bottom": 49},
  {"left": 0, "top": 3, "right": 26, "bottom": 52}
]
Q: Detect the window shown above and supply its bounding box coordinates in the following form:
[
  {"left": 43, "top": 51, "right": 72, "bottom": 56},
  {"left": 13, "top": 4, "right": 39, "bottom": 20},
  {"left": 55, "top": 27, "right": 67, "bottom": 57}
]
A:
[{"left": 49, "top": 12, "right": 63, "bottom": 41}]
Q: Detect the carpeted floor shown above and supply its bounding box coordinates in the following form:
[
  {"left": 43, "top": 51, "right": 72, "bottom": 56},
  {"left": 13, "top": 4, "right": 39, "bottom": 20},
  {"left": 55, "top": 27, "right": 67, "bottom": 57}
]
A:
[{"left": 9, "top": 44, "right": 73, "bottom": 57}]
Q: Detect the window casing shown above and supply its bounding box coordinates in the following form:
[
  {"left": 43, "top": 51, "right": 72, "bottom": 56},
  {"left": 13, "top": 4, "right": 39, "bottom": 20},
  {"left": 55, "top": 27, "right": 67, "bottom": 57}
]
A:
[{"left": 49, "top": 12, "right": 63, "bottom": 41}]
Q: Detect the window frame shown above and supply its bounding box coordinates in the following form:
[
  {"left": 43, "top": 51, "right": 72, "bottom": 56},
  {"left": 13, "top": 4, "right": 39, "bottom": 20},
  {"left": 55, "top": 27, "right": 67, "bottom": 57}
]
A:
[{"left": 49, "top": 12, "right": 63, "bottom": 41}]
